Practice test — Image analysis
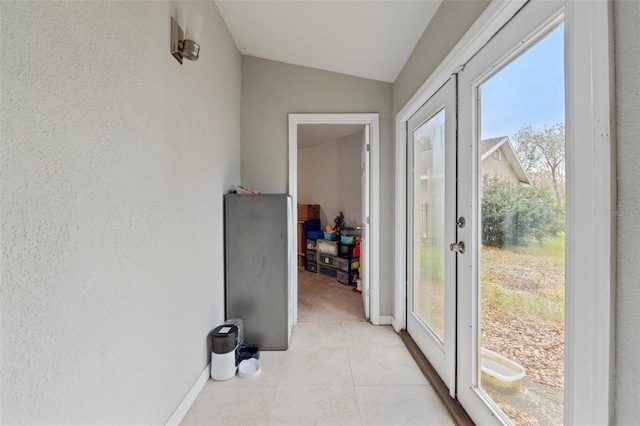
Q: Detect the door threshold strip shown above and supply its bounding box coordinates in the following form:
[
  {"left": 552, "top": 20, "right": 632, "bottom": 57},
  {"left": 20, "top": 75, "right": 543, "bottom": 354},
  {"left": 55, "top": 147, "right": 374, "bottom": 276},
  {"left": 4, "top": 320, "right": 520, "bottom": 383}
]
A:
[{"left": 399, "top": 331, "right": 474, "bottom": 426}]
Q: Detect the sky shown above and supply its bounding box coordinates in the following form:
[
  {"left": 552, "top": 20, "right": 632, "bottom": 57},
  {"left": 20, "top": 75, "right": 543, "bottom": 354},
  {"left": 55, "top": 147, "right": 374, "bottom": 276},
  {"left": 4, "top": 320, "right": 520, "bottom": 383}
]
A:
[{"left": 480, "top": 24, "right": 565, "bottom": 140}]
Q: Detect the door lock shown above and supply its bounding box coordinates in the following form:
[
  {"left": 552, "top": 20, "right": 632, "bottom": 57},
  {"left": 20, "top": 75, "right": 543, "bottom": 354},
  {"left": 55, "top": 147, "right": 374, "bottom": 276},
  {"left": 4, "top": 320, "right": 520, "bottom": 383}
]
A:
[
  {"left": 456, "top": 217, "right": 466, "bottom": 228},
  {"left": 449, "top": 241, "right": 465, "bottom": 254}
]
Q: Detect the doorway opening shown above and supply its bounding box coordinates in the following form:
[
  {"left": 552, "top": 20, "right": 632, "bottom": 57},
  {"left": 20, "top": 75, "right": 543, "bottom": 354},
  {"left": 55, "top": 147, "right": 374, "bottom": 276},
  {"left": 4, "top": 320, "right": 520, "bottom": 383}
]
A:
[
  {"left": 288, "top": 114, "right": 380, "bottom": 327},
  {"left": 297, "top": 123, "right": 367, "bottom": 323}
]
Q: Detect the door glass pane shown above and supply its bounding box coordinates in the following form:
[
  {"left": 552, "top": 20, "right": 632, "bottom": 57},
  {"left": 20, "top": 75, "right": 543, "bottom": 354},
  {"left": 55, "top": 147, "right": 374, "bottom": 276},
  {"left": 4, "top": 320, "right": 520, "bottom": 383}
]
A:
[
  {"left": 477, "top": 24, "right": 565, "bottom": 425},
  {"left": 412, "top": 109, "right": 445, "bottom": 343}
]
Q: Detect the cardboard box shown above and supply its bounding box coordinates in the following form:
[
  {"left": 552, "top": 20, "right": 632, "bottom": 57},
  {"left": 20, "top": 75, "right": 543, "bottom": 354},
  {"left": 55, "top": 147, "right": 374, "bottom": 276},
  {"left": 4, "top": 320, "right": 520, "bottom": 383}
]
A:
[{"left": 298, "top": 204, "right": 320, "bottom": 220}]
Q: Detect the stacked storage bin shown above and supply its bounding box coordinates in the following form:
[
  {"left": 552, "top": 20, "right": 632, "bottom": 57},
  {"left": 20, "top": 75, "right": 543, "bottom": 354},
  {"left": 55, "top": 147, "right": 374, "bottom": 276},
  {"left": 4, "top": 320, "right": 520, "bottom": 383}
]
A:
[
  {"left": 302, "top": 221, "right": 321, "bottom": 272},
  {"left": 305, "top": 235, "right": 319, "bottom": 272},
  {"left": 316, "top": 239, "right": 339, "bottom": 278},
  {"left": 336, "top": 241, "right": 358, "bottom": 286}
]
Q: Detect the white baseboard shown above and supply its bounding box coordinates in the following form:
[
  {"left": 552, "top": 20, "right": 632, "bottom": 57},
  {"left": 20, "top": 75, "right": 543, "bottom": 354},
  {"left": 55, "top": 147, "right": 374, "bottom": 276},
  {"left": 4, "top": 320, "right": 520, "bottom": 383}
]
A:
[
  {"left": 391, "top": 316, "right": 401, "bottom": 332},
  {"left": 166, "top": 363, "right": 210, "bottom": 426},
  {"left": 377, "top": 315, "right": 393, "bottom": 326}
]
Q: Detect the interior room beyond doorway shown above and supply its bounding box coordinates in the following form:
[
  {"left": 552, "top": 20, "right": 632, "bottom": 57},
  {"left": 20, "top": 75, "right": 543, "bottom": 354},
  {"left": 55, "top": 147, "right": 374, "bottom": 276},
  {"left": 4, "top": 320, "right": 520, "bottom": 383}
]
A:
[
  {"left": 298, "top": 124, "right": 365, "bottom": 228},
  {"left": 297, "top": 270, "right": 366, "bottom": 322},
  {"left": 296, "top": 123, "right": 366, "bottom": 321}
]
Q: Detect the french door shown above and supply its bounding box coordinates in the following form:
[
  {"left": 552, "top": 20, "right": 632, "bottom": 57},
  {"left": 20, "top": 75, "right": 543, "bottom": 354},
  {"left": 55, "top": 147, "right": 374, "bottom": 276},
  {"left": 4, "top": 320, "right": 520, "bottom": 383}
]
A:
[
  {"left": 407, "top": 1, "right": 569, "bottom": 424},
  {"left": 407, "top": 77, "right": 457, "bottom": 395},
  {"left": 456, "top": 2, "right": 566, "bottom": 424}
]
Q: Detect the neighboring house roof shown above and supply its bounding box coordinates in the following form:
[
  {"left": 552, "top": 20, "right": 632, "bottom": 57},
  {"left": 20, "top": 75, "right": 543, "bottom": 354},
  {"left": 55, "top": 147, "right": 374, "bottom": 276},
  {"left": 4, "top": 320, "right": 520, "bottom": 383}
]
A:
[
  {"left": 415, "top": 136, "right": 531, "bottom": 185},
  {"left": 481, "top": 136, "right": 531, "bottom": 185}
]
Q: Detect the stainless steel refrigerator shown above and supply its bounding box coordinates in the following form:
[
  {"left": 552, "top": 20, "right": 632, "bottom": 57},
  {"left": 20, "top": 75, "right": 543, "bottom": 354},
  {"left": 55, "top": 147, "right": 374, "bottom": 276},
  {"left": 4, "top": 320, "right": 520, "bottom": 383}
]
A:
[{"left": 224, "top": 194, "right": 293, "bottom": 350}]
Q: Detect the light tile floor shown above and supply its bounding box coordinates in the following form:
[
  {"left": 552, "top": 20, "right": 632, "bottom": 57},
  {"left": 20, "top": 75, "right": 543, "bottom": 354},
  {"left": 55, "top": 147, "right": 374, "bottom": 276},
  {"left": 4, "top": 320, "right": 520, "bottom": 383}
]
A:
[{"left": 181, "top": 322, "right": 454, "bottom": 425}]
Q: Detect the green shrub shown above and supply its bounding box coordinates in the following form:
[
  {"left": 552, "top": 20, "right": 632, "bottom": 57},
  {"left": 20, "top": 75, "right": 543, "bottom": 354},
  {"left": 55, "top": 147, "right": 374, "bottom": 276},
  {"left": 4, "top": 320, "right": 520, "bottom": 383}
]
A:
[{"left": 481, "top": 176, "right": 563, "bottom": 247}]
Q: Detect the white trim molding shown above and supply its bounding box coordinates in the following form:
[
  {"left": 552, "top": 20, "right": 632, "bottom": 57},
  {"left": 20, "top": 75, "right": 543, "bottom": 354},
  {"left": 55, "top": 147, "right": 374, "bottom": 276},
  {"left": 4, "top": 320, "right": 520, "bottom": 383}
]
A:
[
  {"left": 564, "top": 1, "right": 616, "bottom": 424},
  {"left": 377, "top": 315, "right": 394, "bottom": 326},
  {"left": 289, "top": 113, "right": 381, "bottom": 326},
  {"left": 165, "top": 364, "right": 210, "bottom": 426}
]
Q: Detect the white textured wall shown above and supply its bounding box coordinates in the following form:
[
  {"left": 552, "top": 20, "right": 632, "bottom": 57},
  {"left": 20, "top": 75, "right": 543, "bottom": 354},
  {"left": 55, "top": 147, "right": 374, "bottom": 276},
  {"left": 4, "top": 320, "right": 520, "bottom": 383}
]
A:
[
  {"left": 614, "top": 0, "right": 640, "bottom": 423},
  {"left": 0, "top": 1, "right": 240, "bottom": 424},
  {"left": 392, "top": 0, "right": 490, "bottom": 115},
  {"left": 241, "top": 56, "right": 394, "bottom": 315},
  {"left": 298, "top": 131, "right": 364, "bottom": 228}
]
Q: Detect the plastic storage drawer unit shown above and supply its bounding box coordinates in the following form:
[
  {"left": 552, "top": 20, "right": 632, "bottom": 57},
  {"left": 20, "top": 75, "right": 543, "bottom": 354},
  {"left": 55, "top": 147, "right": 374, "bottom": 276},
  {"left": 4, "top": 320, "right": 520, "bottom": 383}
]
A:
[
  {"left": 337, "top": 269, "right": 358, "bottom": 286},
  {"left": 317, "top": 239, "right": 338, "bottom": 256},
  {"left": 336, "top": 256, "right": 349, "bottom": 271},
  {"left": 319, "top": 254, "right": 336, "bottom": 267},
  {"left": 338, "top": 243, "right": 356, "bottom": 257},
  {"left": 305, "top": 261, "right": 317, "bottom": 273},
  {"left": 319, "top": 265, "right": 337, "bottom": 278}
]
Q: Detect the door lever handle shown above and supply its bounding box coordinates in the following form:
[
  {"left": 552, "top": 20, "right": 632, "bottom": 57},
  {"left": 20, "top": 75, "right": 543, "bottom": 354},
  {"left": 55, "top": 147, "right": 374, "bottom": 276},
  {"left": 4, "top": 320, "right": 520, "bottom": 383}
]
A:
[{"left": 449, "top": 241, "right": 465, "bottom": 254}]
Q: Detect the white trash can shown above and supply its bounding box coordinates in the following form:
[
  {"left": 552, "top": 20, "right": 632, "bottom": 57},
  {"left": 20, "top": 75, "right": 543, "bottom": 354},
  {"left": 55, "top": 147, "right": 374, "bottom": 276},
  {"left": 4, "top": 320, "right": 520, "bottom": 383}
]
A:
[{"left": 210, "top": 324, "right": 238, "bottom": 381}]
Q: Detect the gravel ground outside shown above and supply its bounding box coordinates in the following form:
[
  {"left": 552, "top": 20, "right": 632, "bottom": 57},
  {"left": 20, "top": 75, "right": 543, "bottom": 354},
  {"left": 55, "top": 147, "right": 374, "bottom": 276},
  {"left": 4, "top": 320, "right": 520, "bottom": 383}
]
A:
[{"left": 480, "top": 240, "right": 565, "bottom": 425}]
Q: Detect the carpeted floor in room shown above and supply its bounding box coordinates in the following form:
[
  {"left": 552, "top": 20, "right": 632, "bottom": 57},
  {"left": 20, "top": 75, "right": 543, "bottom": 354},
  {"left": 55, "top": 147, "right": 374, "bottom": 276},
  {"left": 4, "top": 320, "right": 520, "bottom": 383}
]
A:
[{"left": 297, "top": 269, "right": 367, "bottom": 323}]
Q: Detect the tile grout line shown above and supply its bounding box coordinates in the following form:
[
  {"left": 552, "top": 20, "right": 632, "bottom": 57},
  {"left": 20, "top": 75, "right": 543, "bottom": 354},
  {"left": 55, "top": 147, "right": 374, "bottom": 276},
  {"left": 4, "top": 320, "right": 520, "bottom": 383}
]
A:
[
  {"left": 342, "top": 322, "right": 364, "bottom": 426},
  {"left": 267, "top": 384, "right": 282, "bottom": 426},
  {"left": 183, "top": 323, "right": 450, "bottom": 424},
  {"left": 342, "top": 322, "right": 356, "bottom": 388},
  {"left": 267, "top": 343, "right": 290, "bottom": 426}
]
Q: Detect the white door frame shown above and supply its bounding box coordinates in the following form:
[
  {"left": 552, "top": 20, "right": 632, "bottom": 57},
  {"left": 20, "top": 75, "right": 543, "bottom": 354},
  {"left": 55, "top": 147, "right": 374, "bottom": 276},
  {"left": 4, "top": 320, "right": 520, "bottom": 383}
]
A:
[
  {"left": 393, "top": 0, "right": 615, "bottom": 424},
  {"left": 289, "top": 113, "right": 381, "bottom": 325}
]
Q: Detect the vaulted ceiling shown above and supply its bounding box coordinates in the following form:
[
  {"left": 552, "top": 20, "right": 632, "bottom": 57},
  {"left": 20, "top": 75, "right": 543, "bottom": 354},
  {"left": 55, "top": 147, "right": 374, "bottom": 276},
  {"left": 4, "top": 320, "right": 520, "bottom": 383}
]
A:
[{"left": 215, "top": 1, "right": 443, "bottom": 83}]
